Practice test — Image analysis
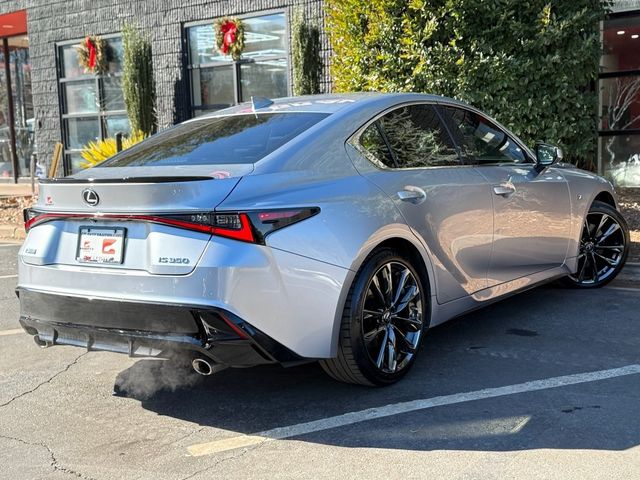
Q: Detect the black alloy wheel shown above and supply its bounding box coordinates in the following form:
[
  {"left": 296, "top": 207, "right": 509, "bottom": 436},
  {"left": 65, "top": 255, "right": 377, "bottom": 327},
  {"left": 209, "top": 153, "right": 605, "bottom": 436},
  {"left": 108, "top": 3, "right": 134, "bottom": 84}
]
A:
[
  {"left": 564, "top": 200, "right": 629, "bottom": 288},
  {"left": 320, "top": 248, "right": 427, "bottom": 386}
]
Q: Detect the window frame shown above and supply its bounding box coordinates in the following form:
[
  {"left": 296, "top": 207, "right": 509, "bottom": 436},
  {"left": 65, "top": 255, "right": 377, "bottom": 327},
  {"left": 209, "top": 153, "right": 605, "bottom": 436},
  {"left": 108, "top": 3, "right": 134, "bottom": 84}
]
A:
[
  {"left": 437, "top": 104, "right": 534, "bottom": 166},
  {"left": 55, "top": 34, "right": 129, "bottom": 175},
  {"left": 184, "top": 9, "right": 291, "bottom": 117}
]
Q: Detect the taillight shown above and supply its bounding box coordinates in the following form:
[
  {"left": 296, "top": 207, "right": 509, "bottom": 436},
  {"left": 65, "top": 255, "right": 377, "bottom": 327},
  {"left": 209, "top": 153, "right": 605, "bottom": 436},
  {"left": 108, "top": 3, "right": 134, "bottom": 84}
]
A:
[
  {"left": 248, "top": 208, "right": 320, "bottom": 242},
  {"left": 24, "top": 208, "right": 37, "bottom": 229},
  {"left": 159, "top": 213, "right": 255, "bottom": 243},
  {"left": 23, "top": 207, "right": 320, "bottom": 244}
]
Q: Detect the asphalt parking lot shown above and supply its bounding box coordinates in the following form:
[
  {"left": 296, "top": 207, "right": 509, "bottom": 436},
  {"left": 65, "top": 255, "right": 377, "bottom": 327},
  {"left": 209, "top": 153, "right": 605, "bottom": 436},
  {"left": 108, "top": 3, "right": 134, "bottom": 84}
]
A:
[{"left": 0, "top": 242, "right": 639, "bottom": 480}]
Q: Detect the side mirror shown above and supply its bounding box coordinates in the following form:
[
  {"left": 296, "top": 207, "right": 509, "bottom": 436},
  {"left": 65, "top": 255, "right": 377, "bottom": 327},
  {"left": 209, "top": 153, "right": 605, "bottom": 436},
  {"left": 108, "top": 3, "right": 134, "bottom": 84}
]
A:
[{"left": 535, "top": 142, "right": 563, "bottom": 171}]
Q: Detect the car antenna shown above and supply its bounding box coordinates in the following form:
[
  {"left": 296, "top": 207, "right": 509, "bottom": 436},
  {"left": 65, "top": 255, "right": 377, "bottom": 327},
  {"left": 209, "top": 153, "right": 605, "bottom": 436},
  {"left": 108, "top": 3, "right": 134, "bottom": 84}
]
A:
[{"left": 251, "top": 96, "right": 273, "bottom": 117}]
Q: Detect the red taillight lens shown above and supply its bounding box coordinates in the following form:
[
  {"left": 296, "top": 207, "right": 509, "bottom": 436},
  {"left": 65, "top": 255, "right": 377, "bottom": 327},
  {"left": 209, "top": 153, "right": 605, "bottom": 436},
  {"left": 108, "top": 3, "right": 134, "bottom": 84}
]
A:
[
  {"left": 138, "top": 213, "right": 256, "bottom": 243},
  {"left": 24, "top": 208, "right": 37, "bottom": 231}
]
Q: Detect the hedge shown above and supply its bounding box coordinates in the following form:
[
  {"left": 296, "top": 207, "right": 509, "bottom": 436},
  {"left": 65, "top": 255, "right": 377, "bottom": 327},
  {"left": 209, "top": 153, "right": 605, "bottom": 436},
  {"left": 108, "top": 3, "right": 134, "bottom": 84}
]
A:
[{"left": 326, "top": 0, "right": 610, "bottom": 168}]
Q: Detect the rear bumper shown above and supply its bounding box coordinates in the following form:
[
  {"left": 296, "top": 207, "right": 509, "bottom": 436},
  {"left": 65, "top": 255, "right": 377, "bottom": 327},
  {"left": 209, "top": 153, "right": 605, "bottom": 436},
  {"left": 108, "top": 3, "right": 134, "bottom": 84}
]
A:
[
  {"left": 17, "top": 288, "right": 303, "bottom": 367},
  {"left": 18, "top": 235, "right": 350, "bottom": 358}
]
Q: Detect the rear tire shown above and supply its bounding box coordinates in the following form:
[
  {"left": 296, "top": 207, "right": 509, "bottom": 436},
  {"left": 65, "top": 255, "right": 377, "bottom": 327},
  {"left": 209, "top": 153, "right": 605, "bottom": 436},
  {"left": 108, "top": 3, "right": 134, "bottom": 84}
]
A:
[
  {"left": 561, "top": 200, "right": 629, "bottom": 288},
  {"left": 320, "top": 248, "right": 428, "bottom": 386}
]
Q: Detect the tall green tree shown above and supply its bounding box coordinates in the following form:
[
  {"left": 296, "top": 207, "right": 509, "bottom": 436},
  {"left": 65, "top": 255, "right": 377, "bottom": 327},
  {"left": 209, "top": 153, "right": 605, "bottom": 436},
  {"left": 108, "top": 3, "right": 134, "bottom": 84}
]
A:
[
  {"left": 327, "top": 0, "right": 610, "bottom": 168},
  {"left": 122, "top": 24, "right": 156, "bottom": 136},
  {"left": 292, "top": 8, "right": 323, "bottom": 95}
]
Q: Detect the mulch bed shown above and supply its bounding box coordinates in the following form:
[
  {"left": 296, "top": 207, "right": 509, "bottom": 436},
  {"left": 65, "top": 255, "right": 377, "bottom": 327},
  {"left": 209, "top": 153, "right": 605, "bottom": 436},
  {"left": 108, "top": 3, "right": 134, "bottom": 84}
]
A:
[
  {"left": 0, "top": 195, "right": 34, "bottom": 226},
  {"left": 617, "top": 188, "right": 640, "bottom": 263},
  {"left": 2, "top": 189, "right": 640, "bottom": 263}
]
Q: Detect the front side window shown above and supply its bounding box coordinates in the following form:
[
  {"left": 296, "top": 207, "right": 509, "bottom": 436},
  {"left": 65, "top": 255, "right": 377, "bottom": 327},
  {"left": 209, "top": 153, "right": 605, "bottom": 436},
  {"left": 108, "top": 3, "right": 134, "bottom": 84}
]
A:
[
  {"left": 358, "top": 104, "right": 459, "bottom": 169},
  {"left": 98, "top": 112, "right": 327, "bottom": 167},
  {"left": 439, "top": 106, "right": 527, "bottom": 164},
  {"left": 187, "top": 13, "right": 289, "bottom": 117},
  {"left": 57, "top": 37, "right": 129, "bottom": 174}
]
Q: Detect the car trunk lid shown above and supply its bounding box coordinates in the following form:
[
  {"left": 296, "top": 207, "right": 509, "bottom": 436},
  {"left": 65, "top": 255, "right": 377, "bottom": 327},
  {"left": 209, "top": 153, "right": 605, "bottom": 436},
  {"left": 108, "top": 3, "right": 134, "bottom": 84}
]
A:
[{"left": 21, "top": 170, "right": 247, "bottom": 275}]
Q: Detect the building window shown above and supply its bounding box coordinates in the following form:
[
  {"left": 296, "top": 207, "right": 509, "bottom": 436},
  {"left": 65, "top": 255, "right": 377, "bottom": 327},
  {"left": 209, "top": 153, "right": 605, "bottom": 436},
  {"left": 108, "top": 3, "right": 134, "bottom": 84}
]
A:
[
  {"left": 186, "top": 12, "right": 289, "bottom": 117},
  {"left": 57, "top": 36, "right": 130, "bottom": 174},
  {"left": 600, "top": 13, "right": 640, "bottom": 186}
]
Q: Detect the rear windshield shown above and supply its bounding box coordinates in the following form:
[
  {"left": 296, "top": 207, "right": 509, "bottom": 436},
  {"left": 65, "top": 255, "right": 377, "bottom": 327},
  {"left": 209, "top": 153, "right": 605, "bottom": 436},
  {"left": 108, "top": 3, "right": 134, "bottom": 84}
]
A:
[{"left": 98, "top": 112, "right": 329, "bottom": 167}]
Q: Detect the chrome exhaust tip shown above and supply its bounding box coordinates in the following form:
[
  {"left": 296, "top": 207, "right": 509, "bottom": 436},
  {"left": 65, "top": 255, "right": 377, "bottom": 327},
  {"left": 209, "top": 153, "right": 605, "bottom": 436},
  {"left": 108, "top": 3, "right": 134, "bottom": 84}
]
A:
[
  {"left": 33, "top": 335, "right": 50, "bottom": 348},
  {"left": 192, "top": 358, "right": 214, "bottom": 376}
]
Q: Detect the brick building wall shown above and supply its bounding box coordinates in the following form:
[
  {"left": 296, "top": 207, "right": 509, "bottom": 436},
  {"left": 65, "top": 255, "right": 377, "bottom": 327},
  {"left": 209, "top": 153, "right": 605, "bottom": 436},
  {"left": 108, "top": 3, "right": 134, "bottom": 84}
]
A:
[{"left": 0, "top": 0, "right": 330, "bottom": 170}]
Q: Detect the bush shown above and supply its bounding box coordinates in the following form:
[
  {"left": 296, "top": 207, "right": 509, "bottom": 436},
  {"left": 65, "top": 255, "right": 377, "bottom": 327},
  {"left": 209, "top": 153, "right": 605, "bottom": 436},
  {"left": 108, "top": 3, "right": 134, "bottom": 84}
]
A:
[
  {"left": 292, "top": 8, "right": 322, "bottom": 95},
  {"left": 122, "top": 24, "right": 156, "bottom": 136},
  {"left": 326, "top": 0, "right": 609, "bottom": 168}
]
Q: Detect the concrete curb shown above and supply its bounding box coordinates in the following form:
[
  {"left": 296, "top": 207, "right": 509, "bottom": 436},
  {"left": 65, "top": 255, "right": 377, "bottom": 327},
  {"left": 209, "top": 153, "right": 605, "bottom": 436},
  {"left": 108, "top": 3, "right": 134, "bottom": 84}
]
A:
[{"left": 0, "top": 224, "right": 26, "bottom": 240}]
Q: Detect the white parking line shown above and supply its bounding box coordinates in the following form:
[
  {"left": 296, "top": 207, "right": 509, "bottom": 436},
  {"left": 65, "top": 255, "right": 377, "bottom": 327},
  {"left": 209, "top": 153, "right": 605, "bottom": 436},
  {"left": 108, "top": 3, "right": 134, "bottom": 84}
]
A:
[
  {"left": 604, "top": 285, "right": 640, "bottom": 292},
  {"left": 187, "top": 364, "right": 640, "bottom": 457},
  {"left": 0, "top": 274, "right": 17, "bottom": 279},
  {"left": 0, "top": 328, "right": 24, "bottom": 337}
]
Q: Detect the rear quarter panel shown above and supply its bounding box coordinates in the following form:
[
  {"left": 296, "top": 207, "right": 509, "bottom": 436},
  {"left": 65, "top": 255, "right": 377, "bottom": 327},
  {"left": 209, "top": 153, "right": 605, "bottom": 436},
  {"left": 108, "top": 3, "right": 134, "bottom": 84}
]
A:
[{"left": 218, "top": 169, "right": 437, "bottom": 356}]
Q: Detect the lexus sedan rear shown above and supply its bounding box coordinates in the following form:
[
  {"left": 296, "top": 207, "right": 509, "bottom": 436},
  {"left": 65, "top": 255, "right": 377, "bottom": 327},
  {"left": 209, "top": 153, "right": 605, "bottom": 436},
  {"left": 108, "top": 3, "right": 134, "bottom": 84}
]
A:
[{"left": 18, "top": 93, "right": 629, "bottom": 386}]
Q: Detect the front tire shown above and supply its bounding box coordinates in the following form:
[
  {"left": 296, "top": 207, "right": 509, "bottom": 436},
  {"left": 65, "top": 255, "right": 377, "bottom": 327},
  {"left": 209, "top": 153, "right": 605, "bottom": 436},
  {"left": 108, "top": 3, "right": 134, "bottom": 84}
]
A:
[
  {"left": 320, "top": 249, "right": 427, "bottom": 386},
  {"left": 562, "top": 200, "right": 629, "bottom": 288}
]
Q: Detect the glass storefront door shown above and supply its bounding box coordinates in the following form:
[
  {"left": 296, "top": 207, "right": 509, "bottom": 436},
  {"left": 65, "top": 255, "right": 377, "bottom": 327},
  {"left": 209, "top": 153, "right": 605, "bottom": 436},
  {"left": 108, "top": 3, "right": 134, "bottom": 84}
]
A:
[
  {"left": 0, "top": 33, "right": 34, "bottom": 180},
  {"left": 0, "top": 47, "right": 12, "bottom": 178}
]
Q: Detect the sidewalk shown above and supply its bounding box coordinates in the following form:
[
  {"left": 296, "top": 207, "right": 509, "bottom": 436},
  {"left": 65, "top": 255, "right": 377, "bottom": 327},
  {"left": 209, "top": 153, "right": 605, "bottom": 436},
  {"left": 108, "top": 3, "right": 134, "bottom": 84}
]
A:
[{"left": 0, "top": 182, "right": 37, "bottom": 197}]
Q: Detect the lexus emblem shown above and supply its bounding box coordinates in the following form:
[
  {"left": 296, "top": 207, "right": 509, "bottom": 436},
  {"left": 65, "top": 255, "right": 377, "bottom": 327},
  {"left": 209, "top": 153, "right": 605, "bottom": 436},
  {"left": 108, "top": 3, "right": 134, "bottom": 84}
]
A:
[{"left": 82, "top": 189, "right": 100, "bottom": 206}]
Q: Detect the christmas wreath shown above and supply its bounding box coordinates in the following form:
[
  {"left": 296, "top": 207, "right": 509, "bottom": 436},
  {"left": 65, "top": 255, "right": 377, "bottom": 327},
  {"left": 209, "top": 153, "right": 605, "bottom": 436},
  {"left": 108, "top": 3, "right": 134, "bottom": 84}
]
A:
[
  {"left": 77, "top": 36, "right": 109, "bottom": 74},
  {"left": 215, "top": 17, "right": 245, "bottom": 61}
]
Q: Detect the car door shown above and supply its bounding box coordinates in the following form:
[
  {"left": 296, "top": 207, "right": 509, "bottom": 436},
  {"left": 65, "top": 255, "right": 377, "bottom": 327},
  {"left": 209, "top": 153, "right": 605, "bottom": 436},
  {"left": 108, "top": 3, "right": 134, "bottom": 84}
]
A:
[
  {"left": 438, "top": 105, "right": 572, "bottom": 286},
  {"left": 352, "top": 103, "right": 493, "bottom": 304}
]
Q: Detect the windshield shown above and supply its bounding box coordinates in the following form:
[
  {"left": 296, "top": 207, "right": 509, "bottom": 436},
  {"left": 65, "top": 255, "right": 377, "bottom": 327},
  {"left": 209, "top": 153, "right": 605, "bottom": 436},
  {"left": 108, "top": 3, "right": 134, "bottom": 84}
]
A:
[{"left": 98, "top": 112, "right": 329, "bottom": 167}]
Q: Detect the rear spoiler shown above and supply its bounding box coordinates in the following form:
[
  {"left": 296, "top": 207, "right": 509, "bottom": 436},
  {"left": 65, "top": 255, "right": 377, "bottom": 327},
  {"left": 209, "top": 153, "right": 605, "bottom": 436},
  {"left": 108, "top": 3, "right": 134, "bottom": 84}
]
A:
[{"left": 39, "top": 176, "right": 214, "bottom": 184}]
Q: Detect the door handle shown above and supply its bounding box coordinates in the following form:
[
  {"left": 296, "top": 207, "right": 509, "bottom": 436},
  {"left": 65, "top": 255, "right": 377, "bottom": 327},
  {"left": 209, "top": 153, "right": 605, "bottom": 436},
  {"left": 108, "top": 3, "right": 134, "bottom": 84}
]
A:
[
  {"left": 492, "top": 184, "right": 516, "bottom": 197},
  {"left": 397, "top": 187, "right": 426, "bottom": 204}
]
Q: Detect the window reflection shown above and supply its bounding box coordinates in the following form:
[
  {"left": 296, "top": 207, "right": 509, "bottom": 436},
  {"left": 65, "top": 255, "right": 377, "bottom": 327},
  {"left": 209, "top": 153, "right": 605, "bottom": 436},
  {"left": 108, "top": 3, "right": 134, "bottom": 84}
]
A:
[
  {"left": 603, "top": 134, "right": 640, "bottom": 186},
  {"left": 601, "top": 15, "right": 640, "bottom": 73},
  {"left": 441, "top": 107, "right": 526, "bottom": 164},
  {"left": 240, "top": 61, "right": 287, "bottom": 100},
  {"left": 359, "top": 105, "right": 459, "bottom": 169}
]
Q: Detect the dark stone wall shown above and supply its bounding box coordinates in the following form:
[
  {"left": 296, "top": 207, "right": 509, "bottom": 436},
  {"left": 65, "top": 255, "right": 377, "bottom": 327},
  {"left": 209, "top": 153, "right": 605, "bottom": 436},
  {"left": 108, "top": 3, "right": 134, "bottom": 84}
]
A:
[{"left": 0, "top": 0, "right": 330, "bottom": 170}]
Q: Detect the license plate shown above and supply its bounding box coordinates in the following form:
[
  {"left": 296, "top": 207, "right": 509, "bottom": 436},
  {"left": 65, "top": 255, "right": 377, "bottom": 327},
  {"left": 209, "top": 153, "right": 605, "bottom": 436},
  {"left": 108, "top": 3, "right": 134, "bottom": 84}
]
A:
[{"left": 76, "top": 227, "right": 126, "bottom": 264}]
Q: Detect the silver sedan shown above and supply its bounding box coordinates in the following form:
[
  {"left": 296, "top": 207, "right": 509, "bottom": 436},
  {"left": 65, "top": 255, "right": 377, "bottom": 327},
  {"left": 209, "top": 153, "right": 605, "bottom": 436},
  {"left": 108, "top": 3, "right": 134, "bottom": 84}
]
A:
[{"left": 18, "top": 93, "right": 629, "bottom": 386}]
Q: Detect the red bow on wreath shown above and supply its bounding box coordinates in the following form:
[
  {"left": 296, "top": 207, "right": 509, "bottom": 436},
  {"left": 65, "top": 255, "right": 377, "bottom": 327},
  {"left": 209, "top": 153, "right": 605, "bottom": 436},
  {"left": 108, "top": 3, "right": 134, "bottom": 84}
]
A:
[
  {"left": 220, "top": 21, "right": 237, "bottom": 55},
  {"left": 85, "top": 36, "right": 97, "bottom": 71}
]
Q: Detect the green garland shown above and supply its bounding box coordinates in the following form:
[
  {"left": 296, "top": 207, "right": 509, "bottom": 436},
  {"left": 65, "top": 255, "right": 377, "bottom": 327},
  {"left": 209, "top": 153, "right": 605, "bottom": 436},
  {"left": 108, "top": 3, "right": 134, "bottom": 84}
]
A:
[{"left": 215, "top": 17, "right": 245, "bottom": 61}]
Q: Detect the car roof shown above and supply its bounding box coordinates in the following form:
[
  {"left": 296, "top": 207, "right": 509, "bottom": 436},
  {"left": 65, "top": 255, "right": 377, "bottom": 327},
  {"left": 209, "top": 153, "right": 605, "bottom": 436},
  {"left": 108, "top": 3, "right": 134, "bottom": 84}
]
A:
[{"left": 188, "top": 92, "right": 464, "bottom": 119}]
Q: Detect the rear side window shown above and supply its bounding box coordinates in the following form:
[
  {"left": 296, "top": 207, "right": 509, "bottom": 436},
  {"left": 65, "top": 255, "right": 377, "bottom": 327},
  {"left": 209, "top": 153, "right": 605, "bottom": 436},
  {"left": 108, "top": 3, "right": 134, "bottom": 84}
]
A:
[
  {"left": 359, "top": 123, "right": 395, "bottom": 168},
  {"left": 358, "top": 104, "right": 459, "bottom": 169},
  {"left": 439, "top": 106, "right": 527, "bottom": 164},
  {"left": 98, "top": 113, "right": 329, "bottom": 167}
]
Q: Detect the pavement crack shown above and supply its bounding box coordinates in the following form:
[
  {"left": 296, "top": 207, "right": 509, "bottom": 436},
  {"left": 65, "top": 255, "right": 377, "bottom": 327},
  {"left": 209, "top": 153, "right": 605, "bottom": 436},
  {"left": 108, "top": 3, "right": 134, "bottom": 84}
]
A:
[
  {"left": 172, "top": 426, "right": 207, "bottom": 446},
  {"left": 0, "top": 352, "right": 88, "bottom": 408},
  {"left": 0, "top": 434, "right": 97, "bottom": 480}
]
